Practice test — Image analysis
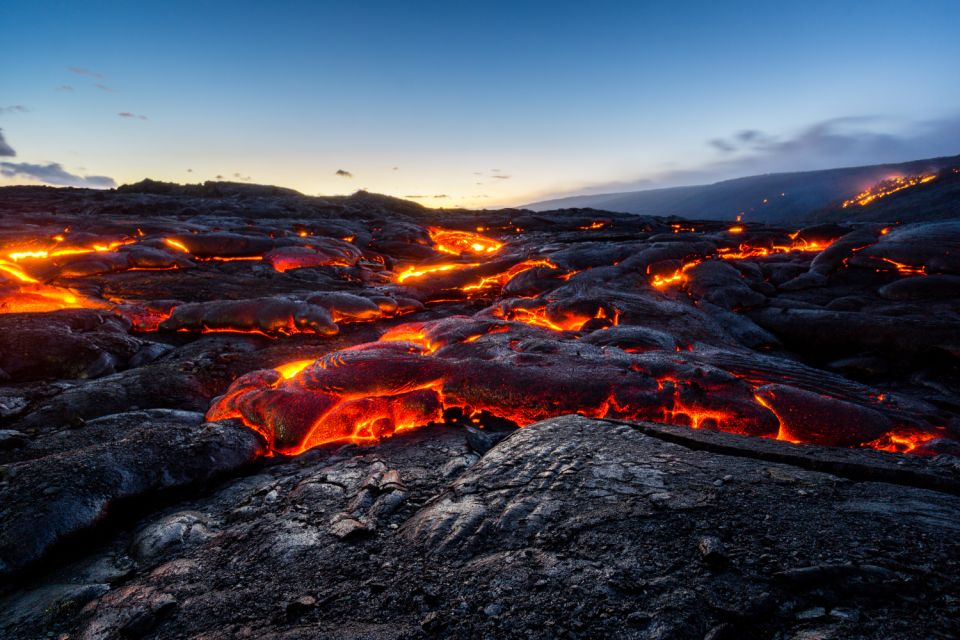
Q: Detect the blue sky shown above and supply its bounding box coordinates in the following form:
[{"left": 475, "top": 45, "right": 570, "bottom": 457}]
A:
[{"left": 2, "top": 1, "right": 959, "bottom": 207}]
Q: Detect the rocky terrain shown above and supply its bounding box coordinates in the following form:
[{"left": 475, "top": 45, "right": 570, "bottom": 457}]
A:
[{"left": 0, "top": 182, "right": 958, "bottom": 638}]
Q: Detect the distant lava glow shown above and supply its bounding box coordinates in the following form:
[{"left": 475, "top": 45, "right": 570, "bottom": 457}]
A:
[{"left": 842, "top": 173, "right": 936, "bottom": 208}]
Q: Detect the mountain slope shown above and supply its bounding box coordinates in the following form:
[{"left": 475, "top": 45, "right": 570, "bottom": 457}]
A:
[
  {"left": 525, "top": 154, "right": 960, "bottom": 223},
  {"left": 811, "top": 167, "right": 960, "bottom": 223}
]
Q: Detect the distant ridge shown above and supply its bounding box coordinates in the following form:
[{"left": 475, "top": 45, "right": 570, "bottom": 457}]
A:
[{"left": 524, "top": 154, "right": 960, "bottom": 223}]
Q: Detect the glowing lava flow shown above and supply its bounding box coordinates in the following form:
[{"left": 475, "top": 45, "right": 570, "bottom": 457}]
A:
[
  {"left": 0, "top": 267, "right": 105, "bottom": 313},
  {"left": 650, "top": 261, "right": 700, "bottom": 289},
  {"left": 0, "top": 245, "right": 112, "bottom": 314},
  {"left": 651, "top": 234, "right": 838, "bottom": 289},
  {"left": 209, "top": 308, "right": 943, "bottom": 457},
  {"left": 877, "top": 258, "right": 926, "bottom": 276},
  {"left": 865, "top": 431, "right": 940, "bottom": 454},
  {"left": 396, "top": 262, "right": 481, "bottom": 283},
  {"left": 842, "top": 173, "right": 936, "bottom": 208},
  {"left": 461, "top": 259, "right": 558, "bottom": 293},
  {"left": 428, "top": 227, "right": 503, "bottom": 256}
]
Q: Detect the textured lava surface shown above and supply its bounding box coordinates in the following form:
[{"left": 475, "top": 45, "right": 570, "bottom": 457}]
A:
[{"left": 0, "top": 183, "right": 958, "bottom": 638}]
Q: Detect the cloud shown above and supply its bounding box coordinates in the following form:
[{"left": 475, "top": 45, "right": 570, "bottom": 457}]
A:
[
  {"left": 0, "top": 106, "right": 29, "bottom": 115},
  {"left": 56, "top": 85, "right": 74, "bottom": 92},
  {"left": 96, "top": 84, "right": 115, "bottom": 92},
  {"left": 0, "top": 162, "right": 115, "bottom": 188},
  {"left": 215, "top": 174, "right": 224, "bottom": 179},
  {"left": 335, "top": 169, "right": 353, "bottom": 178},
  {"left": 708, "top": 138, "right": 736, "bottom": 153},
  {"left": 233, "top": 172, "right": 251, "bottom": 181},
  {"left": 117, "top": 112, "right": 148, "bottom": 120},
  {"left": 685, "top": 115, "right": 960, "bottom": 182},
  {"left": 67, "top": 67, "right": 103, "bottom": 79},
  {"left": 0, "top": 130, "right": 15, "bottom": 157},
  {"left": 491, "top": 174, "right": 511, "bottom": 180},
  {"left": 547, "top": 113, "right": 960, "bottom": 198}
]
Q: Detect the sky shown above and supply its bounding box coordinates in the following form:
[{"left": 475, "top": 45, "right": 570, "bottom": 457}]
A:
[{"left": 1, "top": 0, "right": 959, "bottom": 208}]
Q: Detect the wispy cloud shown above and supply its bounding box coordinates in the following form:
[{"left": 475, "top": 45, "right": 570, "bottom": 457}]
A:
[
  {"left": 335, "top": 169, "right": 353, "bottom": 178},
  {"left": 117, "top": 112, "right": 148, "bottom": 120},
  {"left": 67, "top": 67, "right": 103, "bottom": 79},
  {"left": 0, "top": 162, "right": 115, "bottom": 188},
  {"left": 0, "top": 106, "right": 29, "bottom": 115},
  {"left": 0, "top": 129, "right": 15, "bottom": 157},
  {"left": 545, "top": 114, "right": 960, "bottom": 199},
  {"left": 56, "top": 85, "right": 74, "bottom": 92},
  {"left": 95, "top": 84, "right": 115, "bottom": 93},
  {"left": 680, "top": 115, "right": 960, "bottom": 184}
]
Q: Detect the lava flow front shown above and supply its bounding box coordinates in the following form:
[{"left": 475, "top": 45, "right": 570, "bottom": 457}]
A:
[{"left": 1, "top": 188, "right": 957, "bottom": 463}]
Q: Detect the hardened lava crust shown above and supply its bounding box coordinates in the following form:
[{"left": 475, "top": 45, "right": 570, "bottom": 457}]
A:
[{"left": 0, "top": 182, "right": 958, "bottom": 639}]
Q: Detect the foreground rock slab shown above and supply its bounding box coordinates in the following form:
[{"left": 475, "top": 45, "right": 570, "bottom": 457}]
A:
[
  {"left": 0, "top": 413, "right": 266, "bottom": 577},
  {"left": 2, "top": 415, "right": 957, "bottom": 639}
]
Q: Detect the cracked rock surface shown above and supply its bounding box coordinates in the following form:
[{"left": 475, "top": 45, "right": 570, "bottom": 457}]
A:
[{"left": 2, "top": 415, "right": 957, "bottom": 639}]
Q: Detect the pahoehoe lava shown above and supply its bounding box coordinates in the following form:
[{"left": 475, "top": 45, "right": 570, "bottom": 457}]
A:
[{"left": 0, "top": 182, "right": 958, "bottom": 639}]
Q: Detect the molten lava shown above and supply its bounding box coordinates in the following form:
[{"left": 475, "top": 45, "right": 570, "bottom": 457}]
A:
[
  {"left": 841, "top": 173, "right": 936, "bottom": 208},
  {"left": 396, "top": 262, "right": 481, "bottom": 283},
  {"left": 0, "top": 245, "right": 112, "bottom": 313},
  {"left": 460, "top": 259, "right": 558, "bottom": 294},
  {"left": 428, "top": 228, "right": 503, "bottom": 256}
]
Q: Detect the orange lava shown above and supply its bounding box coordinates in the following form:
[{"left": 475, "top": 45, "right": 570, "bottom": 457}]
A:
[
  {"left": 428, "top": 227, "right": 503, "bottom": 256},
  {"left": 842, "top": 174, "right": 936, "bottom": 208},
  {"left": 877, "top": 257, "right": 926, "bottom": 276},
  {"left": 490, "top": 304, "right": 605, "bottom": 332},
  {"left": 396, "top": 262, "right": 481, "bottom": 283},
  {"left": 650, "top": 260, "right": 700, "bottom": 289},
  {"left": 274, "top": 359, "right": 317, "bottom": 379},
  {"left": 753, "top": 393, "right": 801, "bottom": 443},
  {"left": 461, "top": 259, "right": 558, "bottom": 293},
  {"left": 163, "top": 238, "right": 191, "bottom": 253},
  {"left": 864, "top": 431, "right": 939, "bottom": 454},
  {"left": 0, "top": 246, "right": 112, "bottom": 313}
]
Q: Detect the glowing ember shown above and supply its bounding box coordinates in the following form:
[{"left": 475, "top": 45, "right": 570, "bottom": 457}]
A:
[{"left": 841, "top": 174, "right": 936, "bottom": 208}]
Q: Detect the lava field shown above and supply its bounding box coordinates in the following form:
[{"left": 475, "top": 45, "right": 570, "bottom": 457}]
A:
[{"left": 0, "top": 183, "right": 958, "bottom": 639}]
